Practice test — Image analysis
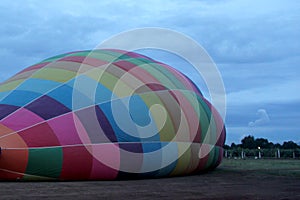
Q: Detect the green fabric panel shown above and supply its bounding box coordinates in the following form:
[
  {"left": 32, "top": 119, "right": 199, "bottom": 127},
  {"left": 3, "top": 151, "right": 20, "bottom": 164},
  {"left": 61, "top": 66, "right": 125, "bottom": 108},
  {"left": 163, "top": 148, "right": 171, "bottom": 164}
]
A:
[
  {"left": 25, "top": 147, "right": 63, "bottom": 178},
  {"left": 138, "top": 63, "right": 178, "bottom": 89},
  {"left": 149, "top": 62, "right": 187, "bottom": 90},
  {"left": 41, "top": 52, "right": 72, "bottom": 63},
  {"left": 197, "top": 96, "right": 217, "bottom": 145},
  {"left": 204, "top": 146, "right": 216, "bottom": 170},
  {"left": 0, "top": 79, "right": 24, "bottom": 92},
  {"left": 90, "top": 51, "right": 120, "bottom": 62},
  {"left": 100, "top": 50, "right": 131, "bottom": 60},
  {"left": 31, "top": 68, "right": 76, "bottom": 83},
  {"left": 98, "top": 70, "right": 119, "bottom": 91},
  {"left": 139, "top": 92, "right": 175, "bottom": 141},
  {"left": 206, "top": 146, "right": 220, "bottom": 170},
  {"left": 180, "top": 90, "right": 210, "bottom": 138},
  {"left": 70, "top": 51, "right": 121, "bottom": 62},
  {"left": 126, "top": 58, "right": 186, "bottom": 90},
  {"left": 39, "top": 49, "right": 130, "bottom": 64},
  {"left": 22, "top": 174, "right": 58, "bottom": 181},
  {"left": 213, "top": 146, "right": 220, "bottom": 165}
]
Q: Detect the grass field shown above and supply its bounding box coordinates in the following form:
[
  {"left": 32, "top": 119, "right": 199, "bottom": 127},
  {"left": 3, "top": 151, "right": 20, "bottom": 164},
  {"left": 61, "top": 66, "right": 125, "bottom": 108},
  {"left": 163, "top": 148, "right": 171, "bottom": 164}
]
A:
[
  {"left": 220, "top": 158, "right": 300, "bottom": 177},
  {"left": 1, "top": 158, "right": 300, "bottom": 199}
]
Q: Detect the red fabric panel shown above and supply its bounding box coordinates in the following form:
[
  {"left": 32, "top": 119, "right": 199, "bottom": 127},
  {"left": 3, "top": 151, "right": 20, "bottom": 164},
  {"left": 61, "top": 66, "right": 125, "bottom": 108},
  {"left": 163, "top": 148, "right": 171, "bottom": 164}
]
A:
[
  {"left": 90, "top": 157, "right": 119, "bottom": 180},
  {"left": 59, "top": 56, "right": 107, "bottom": 67},
  {"left": 17, "top": 62, "right": 49, "bottom": 74},
  {"left": 18, "top": 122, "right": 60, "bottom": 147},
  {"left": 60, "top": 146, "right": 93, "bottom": 180}
]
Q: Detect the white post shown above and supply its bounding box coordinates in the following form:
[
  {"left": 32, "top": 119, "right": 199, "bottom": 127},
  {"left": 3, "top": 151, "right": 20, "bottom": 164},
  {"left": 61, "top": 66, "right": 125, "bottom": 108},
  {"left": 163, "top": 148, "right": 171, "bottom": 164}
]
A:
[{"left": 277, "top": 149, "right": 280, "bottom": 158}]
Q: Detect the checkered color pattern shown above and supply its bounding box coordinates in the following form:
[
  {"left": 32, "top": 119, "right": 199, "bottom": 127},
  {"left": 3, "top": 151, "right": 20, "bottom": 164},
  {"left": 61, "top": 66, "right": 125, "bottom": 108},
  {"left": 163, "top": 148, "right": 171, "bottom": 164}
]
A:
[{"left": 0, "top": 49, "right": 225, "bottom": 180}]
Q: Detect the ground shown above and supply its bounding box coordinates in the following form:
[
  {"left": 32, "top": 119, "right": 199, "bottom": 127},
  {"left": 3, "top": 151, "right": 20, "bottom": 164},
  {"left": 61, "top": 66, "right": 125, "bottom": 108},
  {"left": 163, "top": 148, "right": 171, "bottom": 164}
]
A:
[{"left": 1, "top": 159, "right": 300, "bottom": 199}]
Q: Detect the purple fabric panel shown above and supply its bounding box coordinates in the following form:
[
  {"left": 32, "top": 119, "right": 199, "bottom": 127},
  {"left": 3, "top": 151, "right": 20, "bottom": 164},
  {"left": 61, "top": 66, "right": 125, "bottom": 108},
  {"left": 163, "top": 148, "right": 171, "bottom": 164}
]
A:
[
  {"left": 74, "top": 106, "right": 114, "bottom": 143},
  {"left": 119, "top": 142, "right": 143, "bottom": 153},
  {"left": 0, "top": 104, "right": 20, "bottom": 120},
  {"left": 95, "top": 105, "right": 117, "bottom": 142},
  {"left": 25, "top": 95, "right": 71, "bottom": 120}
]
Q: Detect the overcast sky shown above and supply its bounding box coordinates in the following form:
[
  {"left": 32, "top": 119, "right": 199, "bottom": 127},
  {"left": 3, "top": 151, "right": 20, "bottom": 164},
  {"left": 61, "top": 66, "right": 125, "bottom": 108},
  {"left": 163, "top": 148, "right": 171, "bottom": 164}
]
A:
[{"left": 0, "top": 0, "right": 299, "bottom": 145}]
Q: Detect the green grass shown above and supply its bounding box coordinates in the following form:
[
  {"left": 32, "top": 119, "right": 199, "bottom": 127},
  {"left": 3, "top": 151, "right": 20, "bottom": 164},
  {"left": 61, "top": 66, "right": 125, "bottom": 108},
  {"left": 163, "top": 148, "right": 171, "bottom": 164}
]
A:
[{"left": 219, "top": 158, "right": 300, "bottom": 177}]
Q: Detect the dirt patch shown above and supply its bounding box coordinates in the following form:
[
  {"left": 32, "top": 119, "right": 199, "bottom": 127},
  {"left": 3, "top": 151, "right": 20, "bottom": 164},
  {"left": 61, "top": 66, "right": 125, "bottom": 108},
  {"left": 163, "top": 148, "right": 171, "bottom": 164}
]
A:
[{"left": 1, "top": 160, "right": 300, "bottom": 199}]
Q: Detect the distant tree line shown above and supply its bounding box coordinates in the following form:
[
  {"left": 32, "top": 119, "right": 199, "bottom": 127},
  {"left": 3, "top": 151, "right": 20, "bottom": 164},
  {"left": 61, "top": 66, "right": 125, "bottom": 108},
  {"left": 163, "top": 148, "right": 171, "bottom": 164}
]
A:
[{"left": 223, "top": 135, "right": 300, "bottom": 159}]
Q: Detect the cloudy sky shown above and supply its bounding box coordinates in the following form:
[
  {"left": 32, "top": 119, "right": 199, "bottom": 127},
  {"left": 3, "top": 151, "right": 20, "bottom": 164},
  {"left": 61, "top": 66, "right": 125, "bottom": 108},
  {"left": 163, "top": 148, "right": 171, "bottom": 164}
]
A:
[{"left": 0, "top": 0, "right": 299, "bottom": 145}]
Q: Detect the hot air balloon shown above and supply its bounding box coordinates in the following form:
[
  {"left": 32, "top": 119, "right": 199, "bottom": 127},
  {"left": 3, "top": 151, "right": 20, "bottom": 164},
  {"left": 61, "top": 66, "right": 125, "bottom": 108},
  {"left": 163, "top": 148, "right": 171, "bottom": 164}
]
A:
[{"left": 0, "top": 49, "right": 225, "bottom": 180}]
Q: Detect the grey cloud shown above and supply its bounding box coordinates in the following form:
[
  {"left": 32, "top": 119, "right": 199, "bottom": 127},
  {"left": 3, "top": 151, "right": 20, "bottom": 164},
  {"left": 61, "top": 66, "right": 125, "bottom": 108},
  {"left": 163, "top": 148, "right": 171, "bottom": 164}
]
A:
[
  {"left": 248, "top": 109, "right": 270, "bottom": 127},
  {"left": 155, "top": 1, "right": 300, "bottom": 64},
  {"left": 0, "top": 0, "right": 299, "bottom": 145}
]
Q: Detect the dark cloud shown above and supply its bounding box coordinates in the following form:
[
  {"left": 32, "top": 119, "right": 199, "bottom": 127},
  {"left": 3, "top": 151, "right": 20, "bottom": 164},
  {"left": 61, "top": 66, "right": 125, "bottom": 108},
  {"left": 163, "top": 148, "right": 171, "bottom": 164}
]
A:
[
  {"left": 154, "top": 1, "right": 300, "bottom": 64},
  {"left": 0, "top": 0, "right": 299, "bottom": 144}
]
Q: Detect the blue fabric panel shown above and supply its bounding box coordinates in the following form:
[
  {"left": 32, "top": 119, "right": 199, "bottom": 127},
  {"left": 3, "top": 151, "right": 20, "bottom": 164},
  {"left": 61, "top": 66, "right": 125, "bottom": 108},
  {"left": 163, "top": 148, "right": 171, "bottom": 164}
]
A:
[
  {"left": 98, "top": 101, "right": 140, "bottom": 142},
  {"left": 156, "top": 142, "right": 178, "bottom": 176},
  {"left": 142, "top": 142, "right": 162, "bottom": 153},
  {"left": 156, "top": 160, "right": 177, "bottom": 177},
  {"left": 95, "top": 83, "right": 115, "bottom": 105},
  {"left": 16, "top": 79, "right": 61, "bottom": 94},
  {"left": 0, "top": 91, "right": 10, "bottom": 101},
  {"left": 128, "top": 95, "right": 151, "bottom": 126},
  {"left": 67, "top": 76, "right": 96, "bottom": 110},
  {"left": 1, "top": 90, "right": 41, "bottom": 107},
  {"left": 48, "top": 84, "right": 73, "bottom": 109}
]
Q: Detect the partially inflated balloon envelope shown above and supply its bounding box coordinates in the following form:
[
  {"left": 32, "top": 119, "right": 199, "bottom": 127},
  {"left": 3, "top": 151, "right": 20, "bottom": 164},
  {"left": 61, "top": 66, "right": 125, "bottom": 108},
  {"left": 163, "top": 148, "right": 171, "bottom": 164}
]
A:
[{"left": 0, "top": 49, "right": 225, "bottom": 180}]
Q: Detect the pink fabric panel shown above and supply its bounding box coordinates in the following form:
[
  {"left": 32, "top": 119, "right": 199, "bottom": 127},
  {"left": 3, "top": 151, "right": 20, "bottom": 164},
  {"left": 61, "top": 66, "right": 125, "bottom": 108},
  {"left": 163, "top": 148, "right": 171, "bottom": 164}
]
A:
[
  {"left": 170, "top": 90, "right": 200, "bottom": 142},
  {"left": 47, "top": 113, "right": 82, "bottom": 145},
  {"left": 17, "top": 62, "right": 50, "bottom": 74},
  {"left": 73, "top": 113, "right": 92, "bottom": 145},
  {"left": 1, "top": 108, "right": 44, "bottom": 131},
  {"left": 90, "top": 143, "right": 120, "bottom": 180},
  {"left": 114, "top": 60, "right": 161, "bottom": 85}
]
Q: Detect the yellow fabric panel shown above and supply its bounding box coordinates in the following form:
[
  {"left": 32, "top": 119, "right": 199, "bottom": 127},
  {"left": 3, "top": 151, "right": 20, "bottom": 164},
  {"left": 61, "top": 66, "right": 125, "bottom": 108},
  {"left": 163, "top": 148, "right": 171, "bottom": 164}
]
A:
[
  {"left": 170, "top": 142, "right": 191, "bottom": 176},
  {"left": 0, "top": 79, "right": 24, "bottom": 92},
  {"left": 31, "top": 68, "right": 76, "bottom": 83}
]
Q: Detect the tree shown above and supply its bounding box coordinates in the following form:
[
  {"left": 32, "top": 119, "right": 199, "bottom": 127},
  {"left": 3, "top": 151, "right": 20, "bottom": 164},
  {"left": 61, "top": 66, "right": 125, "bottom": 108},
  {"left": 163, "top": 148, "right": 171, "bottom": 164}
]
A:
[
  {"left": 268, "top": 142, "right": 275, "bottom": 149},
  {"left": 241, "top": 135, "right": 255, "bottom": 149},
  {"left": 274, "top": 143, "right": 281, "bottom": 149},
  {"left": 282, "top": 141, "right": 298, "bottom": 149},
  {"left": 231, "top": 142, "right": 237, "bottom": 148},
  {"left": 255, "top": 138, "right": 270, "bottom": 149}
]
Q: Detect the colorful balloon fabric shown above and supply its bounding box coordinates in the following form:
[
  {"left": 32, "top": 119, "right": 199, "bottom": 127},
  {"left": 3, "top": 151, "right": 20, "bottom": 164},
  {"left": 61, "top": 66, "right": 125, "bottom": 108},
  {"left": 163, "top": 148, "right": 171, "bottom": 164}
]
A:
[{"left": 0, "top": 49, "right": 225, "bottom": 180}]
